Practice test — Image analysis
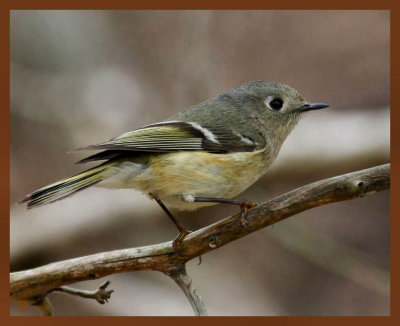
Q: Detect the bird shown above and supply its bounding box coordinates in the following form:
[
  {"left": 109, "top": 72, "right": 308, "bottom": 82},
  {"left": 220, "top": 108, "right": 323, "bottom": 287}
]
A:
[{"left": 20, "top": 80, "right": 328, "bottom": 246}]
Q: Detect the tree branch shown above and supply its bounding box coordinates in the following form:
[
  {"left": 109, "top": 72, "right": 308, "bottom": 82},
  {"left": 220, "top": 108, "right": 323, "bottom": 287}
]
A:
[
  {"left": 165, "top": 265, "right": 208, "bottom": 316},
  {"left": 10, "top": 164, "right": 390, "bottom": 309}
]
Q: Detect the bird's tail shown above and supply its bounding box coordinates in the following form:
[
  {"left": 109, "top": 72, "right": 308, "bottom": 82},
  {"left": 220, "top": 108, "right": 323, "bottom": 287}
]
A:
[{"left": 20, "top": 163, "right": 111, "bottom": 208}]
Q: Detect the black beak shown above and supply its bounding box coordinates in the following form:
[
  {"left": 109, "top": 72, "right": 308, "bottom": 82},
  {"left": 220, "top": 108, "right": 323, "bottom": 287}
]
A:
[{"left": 299, "top": 103, "right": 329, "bottom": 112}]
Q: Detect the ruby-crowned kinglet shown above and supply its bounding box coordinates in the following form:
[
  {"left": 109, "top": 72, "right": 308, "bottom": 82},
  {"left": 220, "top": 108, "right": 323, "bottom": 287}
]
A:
[{"left": 21, "top": 80, "right": 328, "bottom": 238}]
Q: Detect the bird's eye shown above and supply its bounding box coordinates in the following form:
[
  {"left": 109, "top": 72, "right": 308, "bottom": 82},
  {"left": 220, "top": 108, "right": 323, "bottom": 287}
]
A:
[{"left": 269, "top": 98, "right": 284, "bottom": 111}]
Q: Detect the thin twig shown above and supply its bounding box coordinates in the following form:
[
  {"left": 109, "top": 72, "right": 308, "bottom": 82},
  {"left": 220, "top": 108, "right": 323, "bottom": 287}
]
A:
[
  {"left": 10, "top": 164, "right": 390, "bottom": 307},
  {"left": 165, "top": 265, "right": 208, "bottom": 316},
  {"left": 51, "top": 280, "right": 113, "bottom": 304}
]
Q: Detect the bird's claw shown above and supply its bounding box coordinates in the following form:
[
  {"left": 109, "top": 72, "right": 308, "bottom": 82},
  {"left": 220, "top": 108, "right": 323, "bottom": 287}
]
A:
[
  {"left": 172, "top": 228, "right": 192, "bottom": 256},
  {"left": 239, "top": 201, "right": 257, "bottom": 231}
]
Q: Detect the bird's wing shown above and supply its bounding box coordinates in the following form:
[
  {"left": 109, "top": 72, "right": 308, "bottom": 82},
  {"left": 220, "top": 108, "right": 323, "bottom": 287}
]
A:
[{"left": 76, "top": 121, "right": 257, "bottom": 155}]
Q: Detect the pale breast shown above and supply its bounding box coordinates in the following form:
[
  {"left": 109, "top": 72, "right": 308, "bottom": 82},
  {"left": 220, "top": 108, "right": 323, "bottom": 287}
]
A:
[
  {"left": 97, "top": 148, "right": 272, "bottom": 210},
  {"left": 142, "top": 149, "right": 269, "bottom": 209}
]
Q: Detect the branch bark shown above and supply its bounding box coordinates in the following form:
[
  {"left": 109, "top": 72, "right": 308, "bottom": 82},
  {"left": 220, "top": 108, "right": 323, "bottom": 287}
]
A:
[{"left": 10, "top": 164, "right": 390, "bottom": 306}]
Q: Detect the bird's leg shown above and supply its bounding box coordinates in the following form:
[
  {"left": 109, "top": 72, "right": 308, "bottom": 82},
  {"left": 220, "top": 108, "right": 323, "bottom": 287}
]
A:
[
  {"left": 150, "top": 194, "right": 191, "bottom": 254},
  {"left": 193, "top": 197, "right": 257, "bottom": 231}
]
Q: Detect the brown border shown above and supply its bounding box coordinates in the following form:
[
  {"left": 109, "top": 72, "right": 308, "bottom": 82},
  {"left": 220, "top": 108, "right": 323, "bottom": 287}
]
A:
[
  {"left": 2, "top": 2, "right": 10, "bottom": 323},
  {"left": 3, "top": 3, "right": 396, "bottom": 326}
]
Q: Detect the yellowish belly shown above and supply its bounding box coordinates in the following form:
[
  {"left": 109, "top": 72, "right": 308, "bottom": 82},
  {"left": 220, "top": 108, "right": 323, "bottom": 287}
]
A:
[{"left": 98, "top": 148, "right": 270, "bottom": 210}]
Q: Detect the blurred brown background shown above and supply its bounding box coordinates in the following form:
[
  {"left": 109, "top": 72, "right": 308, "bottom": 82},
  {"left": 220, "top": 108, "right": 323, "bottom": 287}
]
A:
[{"left": 10, "top": 10, "right": 390, "bottom": 316}]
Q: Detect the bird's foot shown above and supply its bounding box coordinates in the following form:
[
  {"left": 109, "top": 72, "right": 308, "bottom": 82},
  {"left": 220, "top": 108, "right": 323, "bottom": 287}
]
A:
[
  {"left": 239, "top": 201, "right": 257, "bottom": 231},
  {"left": 172, "top": 227, "right": 192, "bottom": 256}
]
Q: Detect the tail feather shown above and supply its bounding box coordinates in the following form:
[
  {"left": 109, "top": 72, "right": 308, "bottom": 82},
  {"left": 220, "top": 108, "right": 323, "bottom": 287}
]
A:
[{"left": 20, "top": 164, "right": 110, "bottom": 208}]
